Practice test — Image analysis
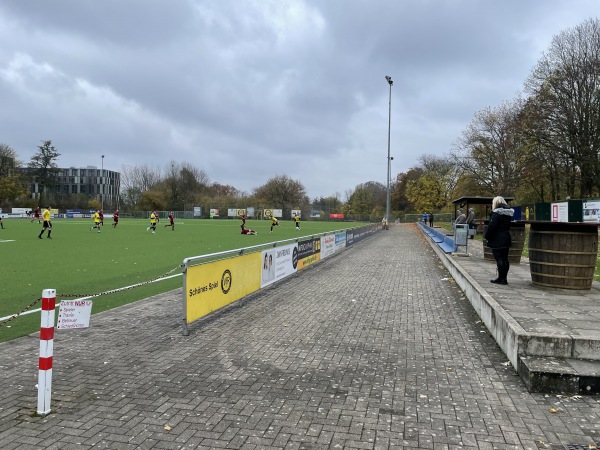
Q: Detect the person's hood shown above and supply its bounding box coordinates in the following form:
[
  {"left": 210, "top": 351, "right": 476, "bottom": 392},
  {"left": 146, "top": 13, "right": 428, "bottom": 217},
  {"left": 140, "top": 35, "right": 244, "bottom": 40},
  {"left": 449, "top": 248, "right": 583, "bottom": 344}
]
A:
[{"left": 492, "top": 205, "right": 514, "bottom": 216}]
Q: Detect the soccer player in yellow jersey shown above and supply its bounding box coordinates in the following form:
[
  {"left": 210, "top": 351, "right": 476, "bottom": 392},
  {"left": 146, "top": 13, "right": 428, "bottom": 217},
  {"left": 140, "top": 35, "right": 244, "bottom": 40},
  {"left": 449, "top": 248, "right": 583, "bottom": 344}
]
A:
[
  {"left": 147, "top": 211, "right": 157, "bottom": 234},
  {"left": 270, "top": 215, "right": 280, "bottom": 233},
  {"left": 38, "top": 206, "right": 53, "bottom": 239},
  {"left": 91, "top": 210, "right": 101, "bottom": 233},
  {"left": 294, "top": 214, "right": 300, "bottom": 230}
]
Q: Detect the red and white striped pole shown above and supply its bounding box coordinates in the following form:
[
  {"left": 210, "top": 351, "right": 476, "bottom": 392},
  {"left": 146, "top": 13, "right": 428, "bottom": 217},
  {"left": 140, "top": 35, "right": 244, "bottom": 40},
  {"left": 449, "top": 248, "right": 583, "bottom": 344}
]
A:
[{"left": 37, "top": 289, "right": 55, "bottom": 416}]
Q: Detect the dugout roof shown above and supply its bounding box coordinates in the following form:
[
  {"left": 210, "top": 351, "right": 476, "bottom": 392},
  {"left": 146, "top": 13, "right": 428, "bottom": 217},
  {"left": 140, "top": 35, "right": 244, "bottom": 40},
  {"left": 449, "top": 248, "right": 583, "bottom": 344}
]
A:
[{"left": 451, "top": 196, "right": 515, "bottom": 220}]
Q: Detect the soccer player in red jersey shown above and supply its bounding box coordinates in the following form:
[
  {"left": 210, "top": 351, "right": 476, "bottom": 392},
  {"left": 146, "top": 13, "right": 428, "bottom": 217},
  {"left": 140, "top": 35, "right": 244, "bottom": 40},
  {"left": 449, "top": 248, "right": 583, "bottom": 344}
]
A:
[
  {"left": 240, "top": 224, "right": 257, "bottom": 235},
  {"left": 164, "top": 211, "right": 175, "bottom": 230},
  {"left": 112, "top": 210, "right": 119, "bottom": 228}
]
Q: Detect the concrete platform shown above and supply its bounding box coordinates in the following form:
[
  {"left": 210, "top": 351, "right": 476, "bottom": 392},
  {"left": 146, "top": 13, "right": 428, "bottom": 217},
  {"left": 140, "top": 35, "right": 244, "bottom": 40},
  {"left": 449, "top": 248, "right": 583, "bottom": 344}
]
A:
[{"left": 422, "top": 226, "right": 600, "bottom": 394}]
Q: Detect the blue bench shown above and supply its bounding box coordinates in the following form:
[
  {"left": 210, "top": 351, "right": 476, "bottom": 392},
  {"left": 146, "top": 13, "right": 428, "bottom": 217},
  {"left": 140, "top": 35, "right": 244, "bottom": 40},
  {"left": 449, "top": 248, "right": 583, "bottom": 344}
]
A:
[
  {"left": 439, "top": 235, "right": 457, "bottom": 253},
  {"left": 418, "top": 222, "right": 456, "bottom": 253},
  {"left": 430, "top": 228, "right": 446, "bottom": 243},
  {"left": 418, "top": 222, "right": 444, "bottom": 243}
]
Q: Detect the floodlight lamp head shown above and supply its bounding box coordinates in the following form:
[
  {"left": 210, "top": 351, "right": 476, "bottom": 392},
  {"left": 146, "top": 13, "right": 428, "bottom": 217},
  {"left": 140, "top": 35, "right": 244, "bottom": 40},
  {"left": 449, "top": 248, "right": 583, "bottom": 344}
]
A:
[{"left": 385, "top": 75, "right": 393, "bottom": 86}]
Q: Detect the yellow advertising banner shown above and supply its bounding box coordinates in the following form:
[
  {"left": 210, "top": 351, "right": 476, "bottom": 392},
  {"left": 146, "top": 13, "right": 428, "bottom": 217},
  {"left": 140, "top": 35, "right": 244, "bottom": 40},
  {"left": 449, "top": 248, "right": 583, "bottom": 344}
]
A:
[
  {"left": 298, "top": 252, "right": 321, "bottom": 270},
  {"left": 297, "top": 238, "right": 321, "bottom": 270},
  {"left": 185, "top": 253, "right": 261, "bottom": 324}
]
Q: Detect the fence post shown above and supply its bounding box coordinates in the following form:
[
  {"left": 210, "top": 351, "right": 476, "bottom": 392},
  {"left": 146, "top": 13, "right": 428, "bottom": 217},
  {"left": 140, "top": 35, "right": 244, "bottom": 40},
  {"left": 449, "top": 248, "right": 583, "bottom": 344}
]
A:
[{"left": 37, "top": 288, "right": 56, "bottom": 416}]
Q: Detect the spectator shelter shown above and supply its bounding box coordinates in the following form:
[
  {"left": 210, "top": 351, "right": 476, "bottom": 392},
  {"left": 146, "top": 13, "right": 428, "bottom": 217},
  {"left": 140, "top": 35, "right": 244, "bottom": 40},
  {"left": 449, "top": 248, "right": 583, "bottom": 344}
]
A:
[{"left": 451, "top": 196, "right": 515, "bottom": 234}]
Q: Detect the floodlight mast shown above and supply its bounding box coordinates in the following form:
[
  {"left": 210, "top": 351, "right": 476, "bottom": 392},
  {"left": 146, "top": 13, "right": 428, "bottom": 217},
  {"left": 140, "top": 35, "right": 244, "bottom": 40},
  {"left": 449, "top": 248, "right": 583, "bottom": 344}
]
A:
[{"left": 385, "top": 75, "right": 393, "bottom": 227}]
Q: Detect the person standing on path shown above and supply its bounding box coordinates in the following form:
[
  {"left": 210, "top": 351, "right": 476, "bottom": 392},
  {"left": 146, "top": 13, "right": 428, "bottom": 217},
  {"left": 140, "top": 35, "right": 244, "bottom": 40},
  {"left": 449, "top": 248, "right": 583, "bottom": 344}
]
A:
[
  {"left": 428, "top": 213, "right": 434, "bottom": 227},
  {"left": 38, "top": 206, "right": 52, "bottom": 239},
  {"left": 466, "top": 208, "right": 476, "bottom": 238},
  {"left": 484, "top": 196, "right": 514, "bottom": 285}
]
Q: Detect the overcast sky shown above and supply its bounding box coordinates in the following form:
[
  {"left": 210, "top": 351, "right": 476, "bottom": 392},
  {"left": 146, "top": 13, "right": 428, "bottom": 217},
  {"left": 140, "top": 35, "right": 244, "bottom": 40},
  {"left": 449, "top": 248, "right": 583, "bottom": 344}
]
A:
[{"left": 0, "top": 1, "right": 597, "bottom": 200}]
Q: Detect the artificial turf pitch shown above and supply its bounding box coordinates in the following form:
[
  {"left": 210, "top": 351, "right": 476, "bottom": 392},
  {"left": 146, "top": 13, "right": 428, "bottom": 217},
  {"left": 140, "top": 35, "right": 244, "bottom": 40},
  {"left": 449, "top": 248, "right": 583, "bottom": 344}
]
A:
[{"left": 0, "top": 217, "right": 359, "bottom": 342}]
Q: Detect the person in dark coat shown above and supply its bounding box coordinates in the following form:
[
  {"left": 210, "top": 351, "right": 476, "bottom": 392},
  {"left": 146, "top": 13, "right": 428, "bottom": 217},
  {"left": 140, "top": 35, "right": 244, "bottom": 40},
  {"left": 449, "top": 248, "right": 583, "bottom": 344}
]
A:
[
  {"left": 466, "top": 208, "right": 476, "bottom": 238},
  {"left": 484, "top": 196, "right": 514, "bottom": 285}
]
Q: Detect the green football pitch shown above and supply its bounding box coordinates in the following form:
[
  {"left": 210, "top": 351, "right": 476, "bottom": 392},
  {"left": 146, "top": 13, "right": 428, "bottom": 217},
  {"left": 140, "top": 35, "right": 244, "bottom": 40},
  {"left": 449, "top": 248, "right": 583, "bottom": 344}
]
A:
[{"left": 0, "top": 217, "right": 361, "bottom": 342}]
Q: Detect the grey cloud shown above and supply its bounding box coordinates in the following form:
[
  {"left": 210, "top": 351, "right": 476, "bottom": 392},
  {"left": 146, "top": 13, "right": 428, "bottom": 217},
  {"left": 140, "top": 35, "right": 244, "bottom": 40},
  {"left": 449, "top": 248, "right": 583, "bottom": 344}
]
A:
[{"left": 0, "top": 1, "right": 597, "bottom": 198}]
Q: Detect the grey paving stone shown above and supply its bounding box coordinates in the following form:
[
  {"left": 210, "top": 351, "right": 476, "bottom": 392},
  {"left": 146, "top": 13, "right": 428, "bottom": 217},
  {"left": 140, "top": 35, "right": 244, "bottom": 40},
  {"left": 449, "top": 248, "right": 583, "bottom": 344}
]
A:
[{"left": 0, "top": 224, "right": 599, "bottom": 449}]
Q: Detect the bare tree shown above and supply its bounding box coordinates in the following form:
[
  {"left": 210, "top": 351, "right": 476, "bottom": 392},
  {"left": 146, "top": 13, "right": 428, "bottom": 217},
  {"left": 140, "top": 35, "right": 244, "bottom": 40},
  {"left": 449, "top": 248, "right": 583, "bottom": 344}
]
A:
[
  {"left": 253, "top": 175, "right": 307, "bottom": 213},
  {"left": 163, "top": 161, "right": 210, "bottom": 210},
  {"left": 452, "top": 99, "right": 527, "bottom": 197},
  {"left": 525, "top": 18, "right": 600, "bottom": 197},
  {"left": 518, "top": 94, "right": 571, "bottom": 202},
  {"left": 0, "top": 143, "right": 20, "bottom": 177},
  {"left": 120, "top": 164, "right": 162, "bottom": 210}
]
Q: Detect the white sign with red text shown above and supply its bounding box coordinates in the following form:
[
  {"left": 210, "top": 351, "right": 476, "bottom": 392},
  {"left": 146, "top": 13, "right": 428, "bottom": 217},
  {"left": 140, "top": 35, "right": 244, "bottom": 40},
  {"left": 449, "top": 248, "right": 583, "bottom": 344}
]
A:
[
  {"left": 57, "top": 300, "right": 93, "bottom": 329},
  {"left": 551, "top": 202, "right": 569, "bottom": 222}
]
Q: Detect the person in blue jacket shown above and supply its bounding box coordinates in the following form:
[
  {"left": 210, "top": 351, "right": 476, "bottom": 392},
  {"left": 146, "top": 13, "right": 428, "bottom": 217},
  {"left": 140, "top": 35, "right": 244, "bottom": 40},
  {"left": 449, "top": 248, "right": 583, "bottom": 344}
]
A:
[{"left": 484, "top": 196, "right": 514, "bottom": 285}]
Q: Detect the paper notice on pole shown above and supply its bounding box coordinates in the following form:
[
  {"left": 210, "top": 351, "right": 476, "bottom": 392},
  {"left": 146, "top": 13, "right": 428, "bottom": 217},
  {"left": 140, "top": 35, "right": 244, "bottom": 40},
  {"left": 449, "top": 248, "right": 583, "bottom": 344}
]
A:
[{"left": 56, "top": 300, "right": 93, "bottom": 329}]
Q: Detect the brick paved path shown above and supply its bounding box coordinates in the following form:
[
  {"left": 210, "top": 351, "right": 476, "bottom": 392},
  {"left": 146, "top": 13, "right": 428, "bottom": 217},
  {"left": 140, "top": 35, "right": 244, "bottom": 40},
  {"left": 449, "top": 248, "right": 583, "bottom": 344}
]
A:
[{"left": 1, "top": 224, "right": 599, "bottom": 449}]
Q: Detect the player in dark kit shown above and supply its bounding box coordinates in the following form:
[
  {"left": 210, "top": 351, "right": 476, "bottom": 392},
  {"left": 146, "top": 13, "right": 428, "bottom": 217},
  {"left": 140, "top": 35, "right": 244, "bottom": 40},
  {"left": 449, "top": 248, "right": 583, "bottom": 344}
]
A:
[
  {"left": 112, "top": 210, "right": 119, "bottom": 228},
  {"left": 241, "top": 224, "right": 257, "bottom": 235},
  {"left": 164, "top": 211, "right": 175, "bottom": 230},
  {"left": 32, "top": 207, "right": 41, "bottom": 223},
  {"left": 99, "top": 210, "right": 104, "bottom": 226}
]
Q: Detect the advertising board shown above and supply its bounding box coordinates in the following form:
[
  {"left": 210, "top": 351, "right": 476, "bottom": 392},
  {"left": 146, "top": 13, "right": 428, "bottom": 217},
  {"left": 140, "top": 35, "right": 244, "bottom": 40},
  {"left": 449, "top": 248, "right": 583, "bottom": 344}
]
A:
[
  {"left": 185, "top": 253, "right": 261, "bottom": 323},
  {"left": 261, "top": 243, "right": 298, "bottom": 287}
]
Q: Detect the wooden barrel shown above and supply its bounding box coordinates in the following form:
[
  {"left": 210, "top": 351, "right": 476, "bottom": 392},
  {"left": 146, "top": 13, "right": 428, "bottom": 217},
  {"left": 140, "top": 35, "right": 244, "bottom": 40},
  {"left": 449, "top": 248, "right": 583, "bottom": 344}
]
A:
[
  {"left": 528, "top": 223, "right": 598, "bottom": 290},
  {"left": 483, "top": 222, "right": 525, "bottom": 264}
]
